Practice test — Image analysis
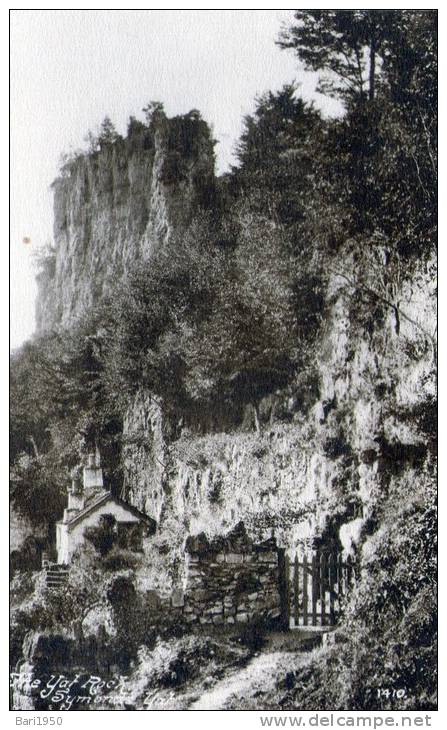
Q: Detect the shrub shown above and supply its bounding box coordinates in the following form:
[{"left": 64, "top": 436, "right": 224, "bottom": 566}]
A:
[
  {"left": 102, "top": 547, "right": 139, "bottom": 572},
  {"left": 84, "top": 515, "right": 117, "bottom": 555}
]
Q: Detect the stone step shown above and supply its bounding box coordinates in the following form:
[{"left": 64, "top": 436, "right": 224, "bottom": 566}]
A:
[
  {"left": 45, "top": 571, "right": 69, "bottom": 588},
  {"left": 46, "top": 571, "right": 69, "bottom": 577},
  {"left": 45, "top": 568, "right": 69, "bottom": 574}
]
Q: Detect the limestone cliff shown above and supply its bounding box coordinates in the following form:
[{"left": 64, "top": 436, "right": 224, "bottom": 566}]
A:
[
  {"left": 122, "top": 249, "right": 436, "bottom": 557},
  {"left": 36, "top": 113, "right": 215, "bottom": 331}
]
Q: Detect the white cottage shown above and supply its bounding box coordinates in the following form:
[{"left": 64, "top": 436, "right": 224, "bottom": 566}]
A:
[{"left": 56, "top": 450, "right": 156, "bottom": 564}]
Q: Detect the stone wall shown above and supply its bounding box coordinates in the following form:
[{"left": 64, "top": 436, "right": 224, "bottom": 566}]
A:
[{"left": 181, "top": 523, "right": 281, "bottom": 626}]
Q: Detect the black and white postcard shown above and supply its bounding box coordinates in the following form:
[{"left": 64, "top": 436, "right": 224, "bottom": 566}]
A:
[{"left": 9, "top": 8, "right": 438, "bottom": 719}]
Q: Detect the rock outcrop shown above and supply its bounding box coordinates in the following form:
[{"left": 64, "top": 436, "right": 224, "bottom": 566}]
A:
[
  {"left": 122, "top": 249, "right": 436, "bottom": 556},
  {"left": 36, "top": 112, "right": 215, "bottom": 331}
]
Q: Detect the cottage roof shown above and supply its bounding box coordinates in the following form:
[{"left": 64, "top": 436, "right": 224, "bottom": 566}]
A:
[{"left": 60, "top": 491, "right": 156, "bottom": 533}]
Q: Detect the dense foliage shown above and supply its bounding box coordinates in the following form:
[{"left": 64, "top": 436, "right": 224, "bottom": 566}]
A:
[
  {"left": 10, "top": 313, "right": 123, "bottom": 524},
  {"left": 10, "top": 10, "right": 436, "bottom": 709}
]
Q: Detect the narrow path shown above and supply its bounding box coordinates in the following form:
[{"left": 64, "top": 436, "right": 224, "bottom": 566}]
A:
[
  {"left": 190, "top": 651, "right": 290, "bottom": 710},
  {"left": 189, "top": 631, "right": 325, "bottom": 710}
]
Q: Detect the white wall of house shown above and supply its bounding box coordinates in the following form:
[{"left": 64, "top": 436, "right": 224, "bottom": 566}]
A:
[
  {"left": 56, "top": 522, "right": 70, "bottom": 564},
  {"left": 56, "top": 499, "right": 141, "bottom": 564}
]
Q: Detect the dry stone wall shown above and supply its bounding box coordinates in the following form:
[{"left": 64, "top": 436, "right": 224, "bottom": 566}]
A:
[{"left": 181, "top": 523, "right": 281, "bottom": 626}]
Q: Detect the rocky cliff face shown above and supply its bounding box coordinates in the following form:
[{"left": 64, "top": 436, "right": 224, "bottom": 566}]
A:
[
  {"left": 122, "top": 250, "right": 436, "bottom": 558},
  {"left": 36, "top": 114, "right": 215, "bottom": 331}
]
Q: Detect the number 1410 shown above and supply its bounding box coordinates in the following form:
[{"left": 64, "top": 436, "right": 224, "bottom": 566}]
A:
[{"left": 377, "top": 688, "right": 407, "bottom": 700}]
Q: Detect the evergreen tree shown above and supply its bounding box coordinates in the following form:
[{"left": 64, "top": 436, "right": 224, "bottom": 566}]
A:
[
  {"left": 278, "top": 10, "right": 400, "bottom": 103},
  {"left": 97, "top": 115, "right": 120, "bottom": 146}
]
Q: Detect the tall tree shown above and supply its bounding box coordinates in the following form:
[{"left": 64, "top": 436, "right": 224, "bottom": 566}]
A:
[
  {"left": 277, "top": 10, "right": 398, "bottom": 104},
  {"left": 233, "top": 85, "right": 324, "bottom": 224}
]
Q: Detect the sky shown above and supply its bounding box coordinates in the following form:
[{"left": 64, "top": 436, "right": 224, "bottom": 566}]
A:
[{"left": 10, "top": 10, "right": 341, "bottom": 350}]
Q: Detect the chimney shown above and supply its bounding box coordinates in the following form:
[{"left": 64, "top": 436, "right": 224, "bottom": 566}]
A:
[
  {"left": 83, "top": 447, "right": 104, "bottom": 500},
  {"left": 63, "top": 470, "right": 85, "bottom": 522}
]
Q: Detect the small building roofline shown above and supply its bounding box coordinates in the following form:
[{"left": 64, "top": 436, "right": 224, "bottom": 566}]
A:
[{"left": 64, "top": 491, "right": 156, "bottom": 533}]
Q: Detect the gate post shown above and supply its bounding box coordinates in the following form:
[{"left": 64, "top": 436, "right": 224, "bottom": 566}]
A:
[{"left": 277, "top": 548, "right": 290, "bottom": 631}]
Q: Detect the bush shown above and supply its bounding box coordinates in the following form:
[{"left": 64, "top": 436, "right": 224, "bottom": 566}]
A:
[
  {"left": 84, "top": 515, "right": 116, "bottom": 556},
  {"left": 102, "top": 547, "right": 139, "bottom": 572},
  {"left": 10, "top": 608, "right": 35, "bottom": 668},
  {"left": 121, "top": 633, "right": 250, "bottom": 706}
]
